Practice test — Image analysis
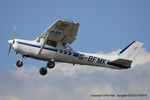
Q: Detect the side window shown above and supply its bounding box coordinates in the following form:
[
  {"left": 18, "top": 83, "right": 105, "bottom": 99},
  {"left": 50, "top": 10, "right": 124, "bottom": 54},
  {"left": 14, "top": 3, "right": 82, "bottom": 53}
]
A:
[{"left": 47, "top": 40, "right": 57, "bottom": 47}]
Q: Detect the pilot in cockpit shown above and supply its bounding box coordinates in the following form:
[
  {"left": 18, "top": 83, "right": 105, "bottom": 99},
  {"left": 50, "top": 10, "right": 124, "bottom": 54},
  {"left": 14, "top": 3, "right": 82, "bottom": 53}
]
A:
[{"left": 47, "top": 40, "right": 57, "bottom": 47}]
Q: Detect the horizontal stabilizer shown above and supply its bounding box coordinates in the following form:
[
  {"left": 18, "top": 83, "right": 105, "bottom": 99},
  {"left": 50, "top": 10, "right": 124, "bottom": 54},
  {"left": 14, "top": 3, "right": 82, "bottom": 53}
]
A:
[
  {"left": 108, "top": 59, "right": 132, "bottom": 69},
  {"left": 111, "top": 58, "right": 132, "bottom": 65}
]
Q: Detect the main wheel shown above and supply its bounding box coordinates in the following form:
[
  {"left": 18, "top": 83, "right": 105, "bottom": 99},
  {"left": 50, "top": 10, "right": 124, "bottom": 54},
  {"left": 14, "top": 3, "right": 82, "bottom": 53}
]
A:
[
  {"left": 16, "top": 60, "right": 23, "bottom": 67},
  {"left": 47, "top": 61, "right": 55, "bottom": 69},
  {"left": 39, "top": 67, "right": 47, "bottom": 75}
]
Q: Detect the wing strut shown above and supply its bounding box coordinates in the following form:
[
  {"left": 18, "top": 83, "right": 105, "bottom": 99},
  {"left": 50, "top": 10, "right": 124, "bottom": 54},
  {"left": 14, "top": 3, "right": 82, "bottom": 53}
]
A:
[{"left": 37, "top": 32, "right": 49, "bottom": 55}]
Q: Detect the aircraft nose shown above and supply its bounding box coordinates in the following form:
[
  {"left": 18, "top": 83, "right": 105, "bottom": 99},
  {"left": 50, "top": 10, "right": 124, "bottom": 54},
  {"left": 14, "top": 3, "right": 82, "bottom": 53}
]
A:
[{"left": 8, "top": 40, "right": 14, "bottom": 45}]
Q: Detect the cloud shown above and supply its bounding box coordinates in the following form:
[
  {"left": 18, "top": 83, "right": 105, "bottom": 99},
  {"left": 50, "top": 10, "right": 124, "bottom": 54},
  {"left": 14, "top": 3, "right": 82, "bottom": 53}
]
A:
[
  {"left": 0, "top": 48, "right": 150, "bottom": 100},
  {"left": 132, "top": 48, "right": 150, "bottom": 65}
]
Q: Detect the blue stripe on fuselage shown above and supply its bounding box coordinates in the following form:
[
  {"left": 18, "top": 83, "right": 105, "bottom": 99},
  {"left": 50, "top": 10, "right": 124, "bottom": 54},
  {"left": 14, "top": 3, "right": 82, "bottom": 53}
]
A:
[{"left": 17, "top": 41, "right": 58, "bottom": 52}]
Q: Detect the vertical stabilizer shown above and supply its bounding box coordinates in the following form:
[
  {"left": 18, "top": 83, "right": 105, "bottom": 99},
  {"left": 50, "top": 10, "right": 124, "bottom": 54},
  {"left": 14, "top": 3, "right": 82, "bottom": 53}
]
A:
[{"left": 117, "top": 40, "right": 144, "bottom": 61}]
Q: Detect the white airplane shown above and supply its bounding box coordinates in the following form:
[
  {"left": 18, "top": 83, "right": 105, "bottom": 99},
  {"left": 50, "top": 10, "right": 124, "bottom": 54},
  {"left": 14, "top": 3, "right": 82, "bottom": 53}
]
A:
[{"left": 8, "top": 19, "right": 144, "bottom": 75}]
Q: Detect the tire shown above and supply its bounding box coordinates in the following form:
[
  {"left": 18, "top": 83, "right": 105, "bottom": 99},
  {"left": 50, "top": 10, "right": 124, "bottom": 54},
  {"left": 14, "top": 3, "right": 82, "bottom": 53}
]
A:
[
  {"left": 39, "top": 67, "right": 47, "bottom": 75},
  {"left": 47, "top": 61, "right": 55, "bottom": 69},
  {"left": 16, "top": 60, "right": 23, "bottom": 67}
]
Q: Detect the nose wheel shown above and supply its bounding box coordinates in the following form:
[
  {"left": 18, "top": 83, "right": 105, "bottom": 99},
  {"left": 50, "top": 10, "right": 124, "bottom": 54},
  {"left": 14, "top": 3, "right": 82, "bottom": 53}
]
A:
[
  {"left": 39, "top": 60, "right": 55, "bottom": 76},
  {"left": 16, "top": 56, "right": 24, "bottom": 67},
  {"left": 16, "top": 60, "right": 23, "bottom": 67}
]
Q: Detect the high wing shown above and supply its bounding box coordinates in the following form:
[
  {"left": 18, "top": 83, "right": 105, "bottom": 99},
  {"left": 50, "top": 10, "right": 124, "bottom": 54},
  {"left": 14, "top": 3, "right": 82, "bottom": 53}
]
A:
[
  {"left": 40, "top": 19, "right": 79, "bottom": 44},
  {"left": 37, "top": 19, "right": 79, "bottom": 54}
]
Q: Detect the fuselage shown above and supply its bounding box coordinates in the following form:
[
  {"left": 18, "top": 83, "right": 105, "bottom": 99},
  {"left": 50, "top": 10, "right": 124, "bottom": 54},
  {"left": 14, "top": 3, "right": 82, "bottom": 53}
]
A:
[{"left": 11, "top": 39, "right": 126, "bottom": 69}]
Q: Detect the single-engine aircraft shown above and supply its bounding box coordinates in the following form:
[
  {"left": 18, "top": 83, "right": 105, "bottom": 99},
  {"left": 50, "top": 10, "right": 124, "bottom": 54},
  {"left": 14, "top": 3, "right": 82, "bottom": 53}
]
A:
[{"left": 8, "top": 19, "right": 144, "bottom": 75}]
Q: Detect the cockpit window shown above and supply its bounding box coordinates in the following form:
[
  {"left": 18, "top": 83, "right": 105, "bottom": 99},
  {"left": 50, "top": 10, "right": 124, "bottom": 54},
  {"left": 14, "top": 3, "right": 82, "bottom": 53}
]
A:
[{"left": 47, "top": 40, "right": 57, "bottom": 47}]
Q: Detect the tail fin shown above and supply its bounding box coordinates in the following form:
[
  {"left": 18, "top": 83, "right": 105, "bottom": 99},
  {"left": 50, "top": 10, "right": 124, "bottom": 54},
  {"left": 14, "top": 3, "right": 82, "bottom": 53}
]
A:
[
  {"left": 117, "top": 40, "right": 144, "bottom": 61},
  {"left": 108, "top": 40, "right": 144, "bottom": 69}
]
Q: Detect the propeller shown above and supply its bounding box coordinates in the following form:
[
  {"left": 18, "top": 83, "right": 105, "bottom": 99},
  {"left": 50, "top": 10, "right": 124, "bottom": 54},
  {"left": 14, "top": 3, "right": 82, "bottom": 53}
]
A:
[{"left": 8, "top": 25, "right": 16, "bottom": 56}]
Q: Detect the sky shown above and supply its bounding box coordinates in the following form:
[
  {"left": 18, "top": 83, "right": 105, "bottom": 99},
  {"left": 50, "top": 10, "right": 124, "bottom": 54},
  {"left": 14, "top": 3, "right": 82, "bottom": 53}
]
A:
[{"left": 0, "top": 0, "right": 150, "bottom": 100}]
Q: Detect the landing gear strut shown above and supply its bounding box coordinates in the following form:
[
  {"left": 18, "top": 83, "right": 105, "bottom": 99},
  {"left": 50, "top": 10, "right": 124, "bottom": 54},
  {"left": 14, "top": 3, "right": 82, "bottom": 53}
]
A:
[
  {"left": 16, "top": 56, "right": 24, "bottom": 67},
  {"left": 39, "top": 60, "right": 55, "bottom": 75}
]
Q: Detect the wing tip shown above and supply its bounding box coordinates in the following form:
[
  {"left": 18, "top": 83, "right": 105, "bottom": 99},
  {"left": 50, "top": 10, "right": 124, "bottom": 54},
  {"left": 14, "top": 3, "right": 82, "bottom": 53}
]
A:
[{"left": 59, "top": 18, "right": 79, "bottom": 24}]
